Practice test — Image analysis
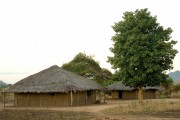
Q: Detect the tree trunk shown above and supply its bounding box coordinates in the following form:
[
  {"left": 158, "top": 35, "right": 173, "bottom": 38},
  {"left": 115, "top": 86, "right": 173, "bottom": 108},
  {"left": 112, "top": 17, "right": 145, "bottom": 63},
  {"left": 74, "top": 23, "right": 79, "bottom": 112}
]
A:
[{"left": 138, "top": 85, "right": 143, "bottom": 103}]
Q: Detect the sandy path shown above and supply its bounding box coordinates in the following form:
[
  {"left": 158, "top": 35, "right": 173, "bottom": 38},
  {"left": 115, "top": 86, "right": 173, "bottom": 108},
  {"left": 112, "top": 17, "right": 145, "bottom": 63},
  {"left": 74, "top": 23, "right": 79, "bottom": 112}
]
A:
[{"left": 0, "top": 99, "right": 131, "bottom": 113}]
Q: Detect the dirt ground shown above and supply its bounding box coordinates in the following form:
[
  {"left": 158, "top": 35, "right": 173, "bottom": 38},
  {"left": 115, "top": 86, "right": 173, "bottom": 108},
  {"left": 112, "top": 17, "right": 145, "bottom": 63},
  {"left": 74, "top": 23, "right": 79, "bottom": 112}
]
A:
[
  {"left": 0, "top": 99, "right": 133, "bottom": 113},
  {"left": 0, "top": 99, "right": 180, "bottom": 120}
]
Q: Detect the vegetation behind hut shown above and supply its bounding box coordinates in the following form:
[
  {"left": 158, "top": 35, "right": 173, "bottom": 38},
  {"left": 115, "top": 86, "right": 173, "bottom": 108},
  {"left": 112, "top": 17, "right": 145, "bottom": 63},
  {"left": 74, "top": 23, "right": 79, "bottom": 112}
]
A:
[{"left": 62, "top": 52, "right": 113, "bottom": 86}]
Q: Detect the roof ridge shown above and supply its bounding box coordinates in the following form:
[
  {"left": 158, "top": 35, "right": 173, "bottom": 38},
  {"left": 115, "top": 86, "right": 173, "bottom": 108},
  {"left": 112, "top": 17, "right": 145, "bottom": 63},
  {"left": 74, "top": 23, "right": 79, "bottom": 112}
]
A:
[{"left": 7, "top": 65, "right": 102, "bottom": 93}]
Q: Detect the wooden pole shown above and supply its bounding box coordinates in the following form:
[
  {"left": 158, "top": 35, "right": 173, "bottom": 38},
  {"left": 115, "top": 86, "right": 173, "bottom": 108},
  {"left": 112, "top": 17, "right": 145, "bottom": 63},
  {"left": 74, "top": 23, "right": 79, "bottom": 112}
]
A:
[
  {"left": 112, "top": 91, "right": 114, "bottom": 99},
  {"left": 92, "top": 91, "right": 94, "bottom": 102},
  {"left": 93, "top": 91, "right": 96, "bottom": 102},
  {"left": 54, "top": 93, "right": 56, "bottom": 106},
  {"left": 85, "top": 91, "right": 87, "bottom": 104},
  {"left": 104, "top": 92, "right": 105, "bottom": 103},
  {"left": 3, "top": 92, "right": 5, "bottom": 108},
  {"left": 28, "top": 93, "right": 30, "bottom": 106},
  {"left": 14, "top": 94, "right": 15, "bottom": 106},
  {"left": 94, "top": 91, "right": 96, "bottom": 102},
  {"left": 70, "top": 90, "right": 73, "bottom": 106},
  {"left": 100, "top": 91, "right": 101, "bottom": 102},
  {"left": 40, "top": 94, "right": 42, "bottom": 107},
  {"left": 78, "top": 91, "right": 79, "bottom": 105},
  {"left": 17, "top": 94, "right": 18, "bottom": 106}
]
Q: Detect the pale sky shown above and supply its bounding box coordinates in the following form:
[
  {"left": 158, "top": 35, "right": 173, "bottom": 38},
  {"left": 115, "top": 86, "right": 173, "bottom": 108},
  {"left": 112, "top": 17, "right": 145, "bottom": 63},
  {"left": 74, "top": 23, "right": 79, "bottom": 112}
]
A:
[{"left": 0, "top": 0, "right": 180, "bottom": 84}]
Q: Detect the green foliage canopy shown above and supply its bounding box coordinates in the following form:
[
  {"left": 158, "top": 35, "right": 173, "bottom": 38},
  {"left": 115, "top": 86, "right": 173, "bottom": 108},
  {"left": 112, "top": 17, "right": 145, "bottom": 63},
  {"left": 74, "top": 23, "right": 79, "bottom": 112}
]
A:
[
  {"left": 108, "top": 8, "right": 178, "bottom": 88},
  {"left": 62, "top": 52, "right": 112, "bottom": 85}
]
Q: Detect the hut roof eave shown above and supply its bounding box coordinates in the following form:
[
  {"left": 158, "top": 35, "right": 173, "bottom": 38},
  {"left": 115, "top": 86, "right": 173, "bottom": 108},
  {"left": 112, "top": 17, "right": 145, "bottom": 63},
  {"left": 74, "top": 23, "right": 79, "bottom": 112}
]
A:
[
  {"left": 7, "top": 65, "right": 102, "bottom": 93},
  {"left": 106, "top": 81, "right": 164, "bottom": 91}
]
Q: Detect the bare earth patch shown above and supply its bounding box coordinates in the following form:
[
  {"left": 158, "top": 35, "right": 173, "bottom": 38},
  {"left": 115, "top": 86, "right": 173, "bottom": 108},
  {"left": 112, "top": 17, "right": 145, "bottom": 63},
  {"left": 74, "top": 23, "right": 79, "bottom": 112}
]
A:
[{"left": 0, "top": 99, "right": 180, "bottom": 120}]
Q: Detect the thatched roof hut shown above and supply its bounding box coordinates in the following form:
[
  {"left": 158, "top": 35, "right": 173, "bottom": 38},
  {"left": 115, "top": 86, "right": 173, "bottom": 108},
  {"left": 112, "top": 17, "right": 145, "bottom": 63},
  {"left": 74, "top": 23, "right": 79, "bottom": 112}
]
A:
[
  {"left": 106, "top": 81, "right": 163, "bottom": 91},
  {"left": 7, "top": 65, "right": 102, "bottom": 107},
  {"left": 106, "top": 81, "right": 163, "bottom": 99}
]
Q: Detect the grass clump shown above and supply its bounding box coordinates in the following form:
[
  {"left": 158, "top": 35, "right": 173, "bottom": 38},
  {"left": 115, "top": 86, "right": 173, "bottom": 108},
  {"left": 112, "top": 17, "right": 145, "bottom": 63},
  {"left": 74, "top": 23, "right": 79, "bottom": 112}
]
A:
[
  {"left": 0, "top": 109, "right": 96, "bottom": 120},
  {"left": 102, "top": 99, "right": 180, "bottom": 115}
]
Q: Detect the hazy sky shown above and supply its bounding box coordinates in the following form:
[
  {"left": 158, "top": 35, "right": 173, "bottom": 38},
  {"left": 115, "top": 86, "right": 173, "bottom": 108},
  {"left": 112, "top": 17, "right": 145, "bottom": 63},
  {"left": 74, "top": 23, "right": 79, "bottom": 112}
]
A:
[{"left": 0, "top": 0, "right": 180, "bottom": 84}]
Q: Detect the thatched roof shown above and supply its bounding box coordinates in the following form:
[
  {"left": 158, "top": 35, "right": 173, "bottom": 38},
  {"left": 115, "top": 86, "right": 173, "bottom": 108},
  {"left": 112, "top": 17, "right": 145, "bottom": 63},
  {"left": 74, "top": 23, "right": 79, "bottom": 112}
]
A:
[
  {"left": 7, "top": 65, "right": 102, "bottom": 93},
  {"left": 106, "top": 81, "right": 134, "bottom": 91},
  {"left": 106, "top": 81, "right": 163, "bottom": 91},
  {"left": 143, "top": 86, "right": 164, "bottom": 91}
]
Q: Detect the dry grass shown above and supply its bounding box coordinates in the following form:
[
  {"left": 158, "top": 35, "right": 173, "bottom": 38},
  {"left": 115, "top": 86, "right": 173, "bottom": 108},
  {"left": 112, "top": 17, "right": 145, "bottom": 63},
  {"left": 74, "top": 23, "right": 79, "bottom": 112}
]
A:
[
  {"left": 0, "top": 99, "right": 180, "bottom": 120},
  {"left": 171, "top": 91, "right": 180, "bottom": 98},
  {"left": 102, "top": 99, "right": 180, "bottom": 115},
  {"left": 0, "top": 92, "right": 14, "bottom": 103},
  {"left": 0, "top": 109, "right": 95, "bottom": 120}
]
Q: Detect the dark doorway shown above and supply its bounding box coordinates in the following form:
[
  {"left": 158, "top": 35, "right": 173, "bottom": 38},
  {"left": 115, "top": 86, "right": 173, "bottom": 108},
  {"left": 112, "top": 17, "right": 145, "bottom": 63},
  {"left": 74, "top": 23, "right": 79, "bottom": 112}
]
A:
[
  {"left": 118, "top": 91, "right": 122, "bottom": 99},
  {"left": 87, "top": 90, "right": 92, "bottom": 97}
]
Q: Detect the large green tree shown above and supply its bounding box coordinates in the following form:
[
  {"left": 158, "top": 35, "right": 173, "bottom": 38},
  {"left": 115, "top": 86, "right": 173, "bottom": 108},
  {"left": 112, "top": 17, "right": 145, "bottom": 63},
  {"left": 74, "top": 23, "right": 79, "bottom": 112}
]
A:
[
  {"left": 108, "top": 8, "right": 178, "bottom": 102},
  {"left": 62, "top": 52, "right": 112, "bottom": 85}
]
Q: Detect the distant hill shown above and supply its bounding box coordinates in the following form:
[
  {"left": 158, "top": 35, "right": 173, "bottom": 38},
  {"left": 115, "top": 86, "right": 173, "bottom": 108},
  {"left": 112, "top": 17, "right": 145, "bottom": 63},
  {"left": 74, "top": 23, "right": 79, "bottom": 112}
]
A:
[
  {"left": 0, "top": 80, "right": 7, "bottom": 87},
  {"left": 168, "top": 70, "right": 180, "bottom": 83}
]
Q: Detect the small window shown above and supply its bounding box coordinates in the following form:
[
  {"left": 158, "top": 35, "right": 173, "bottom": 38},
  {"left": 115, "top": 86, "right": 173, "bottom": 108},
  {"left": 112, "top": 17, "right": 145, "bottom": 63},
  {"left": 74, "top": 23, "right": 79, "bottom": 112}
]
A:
[{"left": 87, "top": 90, "right": 92, "bottom": 97}]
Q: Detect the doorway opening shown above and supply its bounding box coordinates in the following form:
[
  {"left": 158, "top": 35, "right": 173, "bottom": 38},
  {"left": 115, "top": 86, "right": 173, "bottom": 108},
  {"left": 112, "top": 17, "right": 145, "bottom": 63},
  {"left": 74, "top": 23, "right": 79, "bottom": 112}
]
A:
[{"left": 118, "top": 91, "right": 122, "bottom": 99}]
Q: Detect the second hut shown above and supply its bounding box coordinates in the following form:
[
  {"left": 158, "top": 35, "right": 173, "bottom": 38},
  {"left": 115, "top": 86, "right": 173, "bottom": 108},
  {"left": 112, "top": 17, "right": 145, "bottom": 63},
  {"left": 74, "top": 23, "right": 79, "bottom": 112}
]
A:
[{"left": 106, "top": 81, "right": 163, "bottom": 99}]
